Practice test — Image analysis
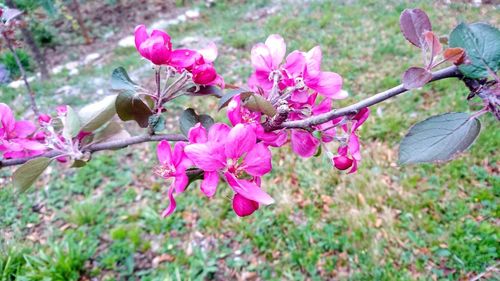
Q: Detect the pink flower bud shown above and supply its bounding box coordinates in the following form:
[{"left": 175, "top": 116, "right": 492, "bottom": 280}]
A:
[
  {"left": 56, "top": 105, "right": 68, "bottom": 116},
  {"left": 33, "top": 131, "right": 46, "bottom": 141},
  {"left": 134, "top": 25, "right": 172, "bottom": 65},
  {"left": 232, "top": 193, "right": 259, "bottom": 217},
  {"left": 333, "top": 155, "right": 353, "bottom": 171},
  {"left": 38, "top": 114, "right": 51, "bottom": 124},
  {"left": 192, "top": 63, "right": 217, "bottom": 85}
]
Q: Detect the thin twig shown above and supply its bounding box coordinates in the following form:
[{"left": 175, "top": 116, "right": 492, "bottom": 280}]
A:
[
  {"left": 2, "top": 32, "right": 40, "bottom": 116},
  {"left": 469, "top": 261, "right": 499, "bottom": 281},
  {"left": 0, "top": 133, "right": 187, "bottom": 168},
  {"left": 278, "top": 65, "right": 461, "bottom": 130}
]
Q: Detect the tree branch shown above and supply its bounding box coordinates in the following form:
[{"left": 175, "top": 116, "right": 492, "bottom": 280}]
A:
[
  {"left": 277, "top": 65, "right": 461, "bottom": 130},
  {"left": 0, "top": 133, "right": 187, "bottom": 168},
  {"left": 0, "top": 66, "right": 462, "bottom": 169}
]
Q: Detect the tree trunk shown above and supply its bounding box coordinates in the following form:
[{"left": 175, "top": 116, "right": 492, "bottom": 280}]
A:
[
  {"left": 71, "top": 0, "right": 92, "bottom": 45},
  {"left": 5, "top": 0, "right": 51, "bottom": 80}
]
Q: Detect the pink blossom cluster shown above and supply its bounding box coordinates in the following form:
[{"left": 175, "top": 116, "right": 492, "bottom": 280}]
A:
[
  {"left": 0, "top": 103, "right": 45, "bottom": 159},
  {"left": 134, "top": 25, "right": 223, "bottom": 86},
  {"left": 155, "top": 35, "right": 370, "bottom": 217},
  {"left": 156, "top": 123, "right": 273, "bottom": 217}
]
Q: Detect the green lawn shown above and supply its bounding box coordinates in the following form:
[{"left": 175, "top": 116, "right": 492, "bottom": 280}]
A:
[{"left": 1, "top": 0, "right": 499, "bottom": 280}]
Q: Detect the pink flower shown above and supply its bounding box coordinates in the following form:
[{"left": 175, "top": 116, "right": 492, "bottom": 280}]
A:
[
  {"left": 249, "top": 34, "right": 345, "bottom": 99},
  {"left": 232, "top": 193, "right": 259, "bottom": 217},
  {"left": 0, "top": 103, "right": 45, "bottom": 159},
  {"left": 184, "top": 123, "right": 274, "bottom": 215},
  {"left": 135, "top": 25, "right": 172, "bottom": 65},
  {"left": 332, "top": 108, "right": 370, "bottom": 173},
  {"left": 154, "top": 141, "right": 192, "bottom": 217}
]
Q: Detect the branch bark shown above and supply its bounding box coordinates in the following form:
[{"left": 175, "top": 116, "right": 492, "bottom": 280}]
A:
[
  {"left": 0, "top": 65, "right": 462, "bottom": 169},
  {"left": 0, "top": 133, "right": 186, "bottom": 168},
  {"left": 277, "top": 65, "right": 461, "bottom": 130}
]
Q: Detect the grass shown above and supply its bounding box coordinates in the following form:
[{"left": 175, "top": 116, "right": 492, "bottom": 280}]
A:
[{"left": 1, "top": 0, "right": 499, "bottom": 280}]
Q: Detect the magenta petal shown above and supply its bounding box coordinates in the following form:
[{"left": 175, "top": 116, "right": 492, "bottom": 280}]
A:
[
  {"left": 348, "top": 133, "right": 361, "bottom": 161},
  {"left": 161, "top": 185, "right": 177, "bottom": 217},
  {"left": 13, "top": 121, "right": 36, "bottom": 138},
  {"left": 284, "top": 50, "right": 306, "bottom": 75},
  {"left": 305, "top": 46, "right": 322, "bottom": 74},
  {"left": 225, "top": 172, "right": 274, "bottom": 205},
  {"left": 201, "top": 171, "right": 219, "bottom": 197},
  {"left": 251, "top": 43, "right": 272, "bottom": 72},
  {"left": 290, "top": 130, "right": 320, "bottom": 158},
  {"left": 170, "top": 49, "right": 198, "bottom": 69},
  {"left": 305, "top": 71, "right": 344, "bottom": 99},
  {"left": 333, "top": 155, "right": 353, "bottom": 171},
  {"left": 208, "top": 123, "right": 231, "bottom": 143},
  {"left": 174, "top": 172, "right": 189, "bottom": 193},
  {"left": 227, "top": 95, "right": 243, "bottom": 126},
  {"left": 157, "top": 140, "right": 172, "bottom": 165},
  {"left": 232, "top": 193, "right": 259, "bottom": 217},
  {"left": 352, "top": 108, "right": 370, "bottom": 132},
  {"left": 188, "top": 123, "right": 208, "bottom": 143},
  {"left": 134, "top": 25, "right": 148, "bottom": 52},
  {"left": 0, "top": 103, "right": 15, "bottom": 132},
  {"left": 225, "top": 124, "right": 256, "bottom": 160},
  {"left": 192, "top": 63, "right": 217, "bottom": 85},
  {"left": 151, "top": 30, "right": 171, "bottom": 47},
  {"left": 16, "top": 139, "right": 46, "bottom": 151},
  {"left": 172, "top": 142, "right": 191, "bottom": 169},
  {"left": 243, "top": 143, "right": 272, "bottom": 176},
  {"left": 184, "top": 143, "right": 226, "bottom": 171},
  {"left": 265, "top": 34, "right": 286, "bottom": 69}
]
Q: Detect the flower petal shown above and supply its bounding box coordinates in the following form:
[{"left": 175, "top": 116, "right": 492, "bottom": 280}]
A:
[
  {"left": 161, "top": 185, "right": 177, "bottom": 217},
  {"left": 265, "top": 34, "right": 286, "bottom": 69},
  {"left": 243, "top": 143, "right": 272, "bottom": 176},
  {"left": 0, "top": 103, "right": 15, "bottom": 132},
  {"left": 188, "top": 123, "right": 208, "bottom": 143},
  {"left": 251, "top": 43, "right": 272, "bottom": 72},
  {"left": 157, "top": 140, "right": 172, "bottom": 165},
  {"left": 134, "top": 25, "right": 148, "bottom": 52},
  {"left": 170, "top": 49, "right": 198, "bottom": 69},
  {"left": 174, "top": 172, "right": 189, "bottom": 193},
  {"left": 201, "top": 171, "right": 219, "bottom": 197},
  {"left": 208, "top": 123, "right": 231, "bottom": 143},
  {"left": 290, "top": 130, "right": 320, "bottom": 158},
  {"left": 225, "top": 124, "right": 256, "bottom": 160},
  {"left": 284, "top": 50, "right": 306, "bottom": 75},
  {"left": 184, "top": 143, "right": 226, "bottom": 171},
  {"left": 198, "top": 42, "right": 218, "bottom": 63},
  {"left": 305, "top": 71, "right": 344, "bottom": 99},
  {"left": 224, "top": 172, "right": 274, "bottom": 205}
]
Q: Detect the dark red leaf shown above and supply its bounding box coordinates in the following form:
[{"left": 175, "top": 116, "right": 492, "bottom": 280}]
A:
[
  {"left": 400, "top": 9, "right": 432, "bottom": 48},
  {"left": 403, "top": 67, "right": 433, "bottom": 89},
  {"left": 423, "top": 31, "right": 442, "bottom": 64}
]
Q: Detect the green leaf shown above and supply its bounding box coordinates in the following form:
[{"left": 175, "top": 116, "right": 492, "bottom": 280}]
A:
[
  {"left": 179, "top": 108, "right": 215, "bottom": 136},
  {"left": 63, "top": 106, "right": 81, "bottom": 139},
  {"left": 78, "top": 95, "right": 117, "bottom": 132},
  {"left": 111, "top": 67, "right": 139, "bottom": 92},
  {"left": 243, "top": 94, "right": 277, "bottom": 117},
  {"left": 115, "top": 91, "right": 153, "bottom": 128},
  {"left": 185, "top": 85, "right": 224, "bottom": 97},
  {"left": 217, "top": 89, "right": 253, "bottom": 111},
  {"left": 13, "top": 157, "right": 53, "bottom": 192},
  {"left": 71, "top": 160, "right": 87, "bottom": 168},
  {"left": 149, "top": 114, "right": 166, "bottom": 133},
  {"left": 399, "top": 112, "right": 481, "bottom": 164},
  {"left": 449, "top": 22, "right": 500, "bottom": 79},
  {"left": 92, "top": 121, "right": 131, "bottom": 145}
]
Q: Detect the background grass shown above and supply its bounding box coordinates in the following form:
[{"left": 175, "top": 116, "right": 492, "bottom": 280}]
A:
[{"left": 0, "top": 0, "right": 499, "bottom": 280}]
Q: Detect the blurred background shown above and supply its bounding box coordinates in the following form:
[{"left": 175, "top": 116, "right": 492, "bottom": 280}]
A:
[{"left": 0, "top": 0, "right": 498, "bottom": 280}]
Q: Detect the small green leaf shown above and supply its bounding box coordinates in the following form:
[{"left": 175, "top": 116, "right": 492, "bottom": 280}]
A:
[
  {"left": 449, "top": 22, "right": 500, "bottom": 79},
  {"left": 71, "top": 160, "right": 87, "bottom": 168},
  {"left": 115, "top": 91, "right": 153, "bottom": 128},
  {"left": 78, "top": 95, "right": 117, "bottom": 132},
  {"left": 63, "top": 106, "right": 81, "bottom": 139},
  {"left": 399, "top": 112, "right": 481, "bottom": 164},
  {"left": 243, "top": 94, "right": 277, "bottom": 117},
  {"left": 13, "top": 157, "right": 53, "bottom": 192},
  {"left": 92, "top": 121, "right": 131, "bottom": 145},
  {"left": 149, "top": 114, "right": 166, "bottom": 133},
  {"left": 185, "top": 85, "right": 224, "bottom": 97},
  {"left": 179, "top": 108, "right": 215, "bottom": 136},
  {"left": 111, "top": 67, "right": 139, "bottom": 92},
  {"left": 218, "top": 89, "right": 253, "bottom": 111}
]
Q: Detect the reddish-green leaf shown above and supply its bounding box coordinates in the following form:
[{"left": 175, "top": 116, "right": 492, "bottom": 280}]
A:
[
  {"left": 402, "top": 67, "right": 432, "bottom": 89},
  {"left": 399, "top": 9, "right": 432, "bottom": 48}
]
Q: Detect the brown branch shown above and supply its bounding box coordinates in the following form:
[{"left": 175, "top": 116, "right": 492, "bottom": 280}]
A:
[
  {"left": 0, "top": 66, "right": 462, "bottom": 169},
  {"left": 0, "top": 133, "right": 187, "bottom": 168},
  {"left": 2, "top": 32, "right": 40, "bottom": 116},
  {"left": 277, "top": 65, "right": 461, "bottom": 130}
]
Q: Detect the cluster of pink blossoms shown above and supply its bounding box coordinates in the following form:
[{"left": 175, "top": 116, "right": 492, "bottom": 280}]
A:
[
  {"left": 154, "top": 34, "right": 370, "bottom": 217},
  {"left": 0, "top": 103, "right": 45, "bottom": 159},
  {"left": 134, "top": 25, "right": 223, "bottom": 86}
]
